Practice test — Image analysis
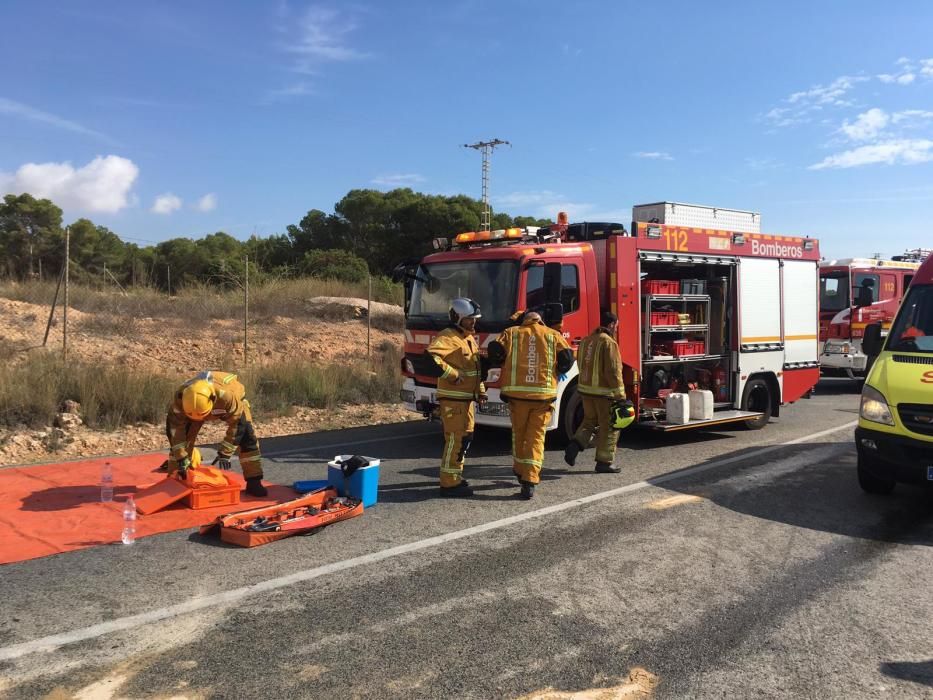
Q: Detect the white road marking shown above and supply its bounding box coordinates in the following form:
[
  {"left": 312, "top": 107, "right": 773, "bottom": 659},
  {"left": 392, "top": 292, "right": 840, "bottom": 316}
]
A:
[{"left": 0, "top": 420, "right": 857, "bottom": 662}]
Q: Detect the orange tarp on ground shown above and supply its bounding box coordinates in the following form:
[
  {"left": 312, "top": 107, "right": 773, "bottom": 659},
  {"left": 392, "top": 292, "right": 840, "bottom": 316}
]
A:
[{"left": 0, "top": 453, "right": 294, "bottom": 565}]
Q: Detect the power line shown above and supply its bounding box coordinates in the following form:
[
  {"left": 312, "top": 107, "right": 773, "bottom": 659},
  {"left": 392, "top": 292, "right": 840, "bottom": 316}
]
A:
[{"left": 463, "top": 138, "right": 510, "bottom": 231}]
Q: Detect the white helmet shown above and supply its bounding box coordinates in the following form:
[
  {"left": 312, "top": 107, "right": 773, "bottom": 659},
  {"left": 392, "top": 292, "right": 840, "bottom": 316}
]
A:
[{"left": 449, "top": 298, "right": 482, "bottom": 327}]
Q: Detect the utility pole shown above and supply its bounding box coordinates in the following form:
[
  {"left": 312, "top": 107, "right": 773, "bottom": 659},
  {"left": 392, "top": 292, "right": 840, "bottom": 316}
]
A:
[{"left": 463, "top": 138, "right": 510, "bottom": 232}]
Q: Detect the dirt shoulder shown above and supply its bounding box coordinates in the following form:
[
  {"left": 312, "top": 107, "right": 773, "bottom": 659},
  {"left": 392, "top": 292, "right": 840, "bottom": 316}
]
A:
[{"left": 0, "top": 403, "right": 421, "bottom": 467}]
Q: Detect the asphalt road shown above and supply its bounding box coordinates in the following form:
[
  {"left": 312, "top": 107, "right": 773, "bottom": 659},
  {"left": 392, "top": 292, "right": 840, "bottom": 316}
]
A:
[{"left": 1, "top": 378, "right": 931, "bottom": 699}]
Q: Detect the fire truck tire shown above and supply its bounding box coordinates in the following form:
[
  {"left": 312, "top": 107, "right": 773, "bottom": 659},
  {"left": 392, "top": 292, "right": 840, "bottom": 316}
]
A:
[
  {"left": 740, "top": 378, "right": 772, "bottom": 430},
  {"left": 555, "top": 383, "right": 584, "bottom": 446},
  {"left": 857, "top": 453, "right": 896, "bottom": 494}
]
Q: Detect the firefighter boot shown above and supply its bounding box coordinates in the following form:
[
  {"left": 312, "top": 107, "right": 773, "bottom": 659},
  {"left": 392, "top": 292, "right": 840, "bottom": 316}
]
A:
[
  {"left": 245, "top": 476, "right": 268, "bottom": 497},
  {"left": 564, "top": 439, "right": 582, "bottom": 467},
  {"left": 519, "top": 481, "right": 535, "bottom": 500},
  {"left": 439, "top": 481, "right": 474, "bottom": 498},
  {"left": 595, "top": 461, "right": 621, "bottom": 474}
]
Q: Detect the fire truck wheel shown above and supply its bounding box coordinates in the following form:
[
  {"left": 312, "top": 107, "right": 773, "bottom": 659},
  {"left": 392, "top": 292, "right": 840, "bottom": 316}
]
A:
[
  {"left": 740, "top": 378, "right": 772, "bottom": 430},
  {"left": 857, "top": 453, "right": 896, "bottom": 494},
  {"left": 555, "top": 384, "right": 584, "bottom": 446}
]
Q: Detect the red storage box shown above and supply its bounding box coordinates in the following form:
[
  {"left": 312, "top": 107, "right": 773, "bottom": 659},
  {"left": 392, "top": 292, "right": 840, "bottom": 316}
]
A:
[
  {"left": 651, "top": 339, "right": 706, "bottom": 357},
  {"left": 673, "top": 340, "right": 705, "bottom": 357},
  {"left": 649, "top": 311, "right": 679, "bottom": 326},
  {"left": 642, "top": 279, "right": 680, "bottom": 295}
]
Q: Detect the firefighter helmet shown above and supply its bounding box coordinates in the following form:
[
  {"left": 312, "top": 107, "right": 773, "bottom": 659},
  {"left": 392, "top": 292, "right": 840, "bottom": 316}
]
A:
[
  {"left": 181, "top": 379, "right": 215, "bottom": 421},
  {"left": 611, "top": 399, "right": 636, "bottom": 430},
  {"left": 449, "top": 297, "right": 482, "bottom": 327}
]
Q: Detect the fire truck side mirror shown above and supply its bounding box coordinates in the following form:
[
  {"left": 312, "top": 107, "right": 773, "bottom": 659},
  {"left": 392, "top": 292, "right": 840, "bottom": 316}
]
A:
[
  {"left": 855, "top": 283, "right": 874, "bottom": 308},
  {"left": 543, "top": 302, "right": 564, "bottom": 325},
  {"left": 862, "top": 323, "right": 883, "bottom": 357},
  {"left": 544, "top": 262, "right": 563, "bottom": 304}
]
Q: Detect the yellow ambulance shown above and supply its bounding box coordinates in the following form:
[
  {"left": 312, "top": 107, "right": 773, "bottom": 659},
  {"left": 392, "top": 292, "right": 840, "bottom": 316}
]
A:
[{"left": 856, "top": 253, "right": 933, "bottom": 492}]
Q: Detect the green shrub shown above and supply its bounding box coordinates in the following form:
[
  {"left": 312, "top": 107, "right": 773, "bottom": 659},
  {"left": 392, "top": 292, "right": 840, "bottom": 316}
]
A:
[{"left": 300, "top": 249, "right": 369, "bottom": 283}]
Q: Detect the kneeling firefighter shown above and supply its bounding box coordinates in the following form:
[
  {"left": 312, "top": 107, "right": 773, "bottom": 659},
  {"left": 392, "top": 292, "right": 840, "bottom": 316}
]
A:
[
  {"left": 425, "top": 298, "right": 486, "bottom": 498},
  {"left": 165, "top": 370, "right": 267, "bottom": 497},
  {"left": 489, "top": 311, "right": 575, "bottom": 499},
  {"left": 564, "top": 311, "right": 633, "bottom": 473}
]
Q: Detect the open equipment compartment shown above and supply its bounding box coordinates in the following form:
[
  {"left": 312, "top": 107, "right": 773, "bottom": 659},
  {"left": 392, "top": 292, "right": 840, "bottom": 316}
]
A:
[{"left": 637, "top": 255, "right": 740, "bottom": 422}]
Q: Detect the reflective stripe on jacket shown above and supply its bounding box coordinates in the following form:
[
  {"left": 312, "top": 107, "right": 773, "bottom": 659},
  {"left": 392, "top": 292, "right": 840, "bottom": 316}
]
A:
[
  {"left": 497, "top": 318, "right": 571, "bottom": 401},
  {"left": 427, "top": 327, "right": 485, "bottom": 401},
  {"left": 167, "top": 371, "right": 247, "bottom": 459},
  {"left": 577, "top": 328, "right": 625, "bottom": 399}
]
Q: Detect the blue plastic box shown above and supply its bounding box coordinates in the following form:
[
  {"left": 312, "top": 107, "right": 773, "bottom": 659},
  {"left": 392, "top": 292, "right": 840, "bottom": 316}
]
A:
[{"left": 327, "top": 455, "right": 380, "bottom": 508}]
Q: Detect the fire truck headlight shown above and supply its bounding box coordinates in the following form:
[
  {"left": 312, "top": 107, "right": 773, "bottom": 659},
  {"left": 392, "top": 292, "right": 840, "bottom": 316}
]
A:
[{"left": 859, "top": 386, "right": 894, "bottom": 426}]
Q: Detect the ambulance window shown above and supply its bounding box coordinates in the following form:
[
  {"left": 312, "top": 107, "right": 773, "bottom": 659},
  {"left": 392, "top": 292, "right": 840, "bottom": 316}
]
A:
[
  {"left": 561, "top": 265, "right": 580, "bottom": 313},
  {"left": 904, "top": 275, "right": 913, "bottom": 291}
]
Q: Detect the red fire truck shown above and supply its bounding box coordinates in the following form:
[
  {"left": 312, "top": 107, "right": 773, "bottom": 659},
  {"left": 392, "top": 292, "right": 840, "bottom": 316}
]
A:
[
  {"left": 819, "top": 256, "right": 924, "bottom": 378},
  {"left": 398, "top": 202, "right": 822, "bottom": 440}
]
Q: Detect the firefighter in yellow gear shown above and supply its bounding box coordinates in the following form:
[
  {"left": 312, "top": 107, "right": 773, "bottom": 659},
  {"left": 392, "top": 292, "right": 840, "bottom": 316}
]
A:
[
  {"left": 426, "top": 298, "right": 486, "bottom": 497},
  {"left": 564, "top": 311, "right": 626, "bottom": 473},
  {"left": 490, "top": 311, "right": 575, "bottom": 499},
  {"left": 166, "top": 370, "right": 267, "bottom": 497}
]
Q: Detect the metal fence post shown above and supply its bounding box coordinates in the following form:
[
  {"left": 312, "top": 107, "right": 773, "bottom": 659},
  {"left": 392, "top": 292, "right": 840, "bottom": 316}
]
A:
[
  {"left": 367, "top": 273, "right": 372, "bottom": 361},
  {"left": 42, "top": 263, "right": 65, "bottom": 347},
  {"left": 63, "top": 226, "right": 70, "bottom": 361},
  {"left": 244, "top": 254, "right": 249, "bottom": 366}
]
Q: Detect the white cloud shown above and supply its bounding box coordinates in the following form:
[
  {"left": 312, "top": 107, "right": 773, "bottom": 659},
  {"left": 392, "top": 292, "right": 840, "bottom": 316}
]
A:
[
  {"left": 0, "top": 155, "right": 138, "bottom": 212},
  {"left": 877, "top": 57, "right": 933, "bottom": 84},
  {"left": 632, "top": 151, "right": 674, "bottom": 160},
  {"left": 764, "top": 75, "right": 868, "bottom": 127},
  {"left": 0, "top": 97, "right": 115, "bottom": 144},
  {"left": 809, "top": 139, "right": 933, "bottom": 170},
  {"left": 371, "top": 173, "right": 425, "bottom": 187},
  {"left": 840, "top": 108, "right": 890, "bottom": 141},
  {"left": 151, "top": 193, "right": 182, "bottom": 214},
  {"left": 891, "top": 109, "right": 933, "bottom": 125},
  {"left": 195, "top": 193, "right": 217, "bottom": 212},
  {"left": 268, "top": 5, "right": 368, "bottom": 100}
]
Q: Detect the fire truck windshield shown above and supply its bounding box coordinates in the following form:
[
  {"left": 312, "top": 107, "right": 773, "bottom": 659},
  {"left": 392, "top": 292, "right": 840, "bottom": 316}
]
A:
[
  {"left": 820, "top": 271, "right": 850, "bottom": 312},
  {"left": 887, "top": 285, "right": 933, "bottom": 353},
  {"left": 408, "top": 260, "right": 518, "bottom": 330}
]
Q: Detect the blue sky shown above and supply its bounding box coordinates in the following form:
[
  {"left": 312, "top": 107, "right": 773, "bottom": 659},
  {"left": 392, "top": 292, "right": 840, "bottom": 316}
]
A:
[{"left": 1, "top": 0, "right": 932, "bottom": 259}]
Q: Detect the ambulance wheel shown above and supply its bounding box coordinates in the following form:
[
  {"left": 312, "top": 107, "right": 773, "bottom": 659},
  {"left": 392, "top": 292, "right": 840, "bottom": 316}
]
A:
[
  {"left": 857, "top": 454, "right": 895, "bottom": 494},
  {"left": 555, "top": 384, "right": 584, "bottom": 446},
  {"left": 740, "top": 378, "right": 771, "bottom": 430}
]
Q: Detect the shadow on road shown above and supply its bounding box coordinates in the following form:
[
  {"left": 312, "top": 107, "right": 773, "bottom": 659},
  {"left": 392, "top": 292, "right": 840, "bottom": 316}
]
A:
[
  {"left": 663, "top": 442, "right": 932, "bottom": 546},
  {"left": 880, "top": 660, "right": 933, "bottom": 688}
]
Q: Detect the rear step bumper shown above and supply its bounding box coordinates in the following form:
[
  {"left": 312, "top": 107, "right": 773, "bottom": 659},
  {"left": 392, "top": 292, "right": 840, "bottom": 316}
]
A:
[{"left": 640, "top": 410, "right": 763, "bottom": 432}]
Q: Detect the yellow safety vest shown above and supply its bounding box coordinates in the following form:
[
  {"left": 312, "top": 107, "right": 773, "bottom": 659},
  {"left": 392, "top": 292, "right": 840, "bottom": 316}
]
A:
[
  {"left": 577, "top": 329, "right": 625, "bottom": 399},
  {"left": 497, "top": 318, "right": 571, "bottom": 401}
]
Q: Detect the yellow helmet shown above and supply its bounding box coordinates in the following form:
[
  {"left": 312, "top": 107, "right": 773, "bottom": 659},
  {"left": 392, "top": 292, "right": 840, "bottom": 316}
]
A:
[
  {"left": 611, "top": 400, "right": 636, "bottom": 430},
  {"left": 181, "top": 379, "right": 215, "bottom": 421}
]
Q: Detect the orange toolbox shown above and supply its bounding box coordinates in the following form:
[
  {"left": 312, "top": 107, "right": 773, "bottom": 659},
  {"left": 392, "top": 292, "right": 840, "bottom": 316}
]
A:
[{"left": 135, "top": 467, "right": 243, "bottom": 515}]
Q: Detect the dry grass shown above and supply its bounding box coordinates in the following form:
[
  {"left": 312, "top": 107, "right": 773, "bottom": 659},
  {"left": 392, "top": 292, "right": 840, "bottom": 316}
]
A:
[
  {"left": 0, "top": 344, "right": 402, "bottom": 430},
  {"left": 0, "top": 276, "right": 403, "bottom": 324}
]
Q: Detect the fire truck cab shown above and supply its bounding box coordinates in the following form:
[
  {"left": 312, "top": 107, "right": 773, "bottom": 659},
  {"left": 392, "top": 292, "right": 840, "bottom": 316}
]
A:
[
  {"left": 398, "top": 202, "right": 822, "bottom": 441},
  {"left": 820, "top": 257, "right": 922, "bottom": 378}
]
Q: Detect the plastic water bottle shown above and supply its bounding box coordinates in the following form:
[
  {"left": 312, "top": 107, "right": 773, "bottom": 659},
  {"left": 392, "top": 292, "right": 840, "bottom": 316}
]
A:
[
  {"left": 100, "top": 461, "right": 114, "bottom": 502},
  {"left": 122, "top": 497, "right": 136, "bottom": 545}
]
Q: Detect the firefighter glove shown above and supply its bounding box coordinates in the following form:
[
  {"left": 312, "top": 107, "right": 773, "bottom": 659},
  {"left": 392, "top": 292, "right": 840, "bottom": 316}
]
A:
[
  {"left": 212, "top": 455, "right": 232, "bottom": 471},
  {"left": 176, "top": 456, "right": 191, "bottom": 480}
]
